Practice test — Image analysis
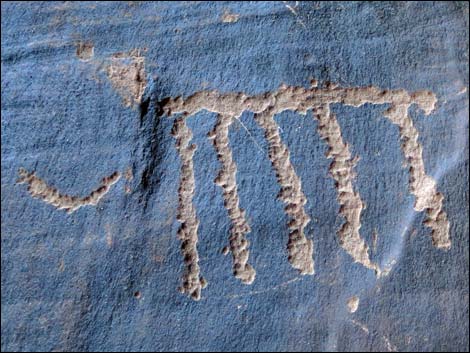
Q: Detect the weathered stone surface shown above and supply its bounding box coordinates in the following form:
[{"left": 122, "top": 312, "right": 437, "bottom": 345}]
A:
[{"left": 1, "top": 1, "right": 468, "bottom": 351}]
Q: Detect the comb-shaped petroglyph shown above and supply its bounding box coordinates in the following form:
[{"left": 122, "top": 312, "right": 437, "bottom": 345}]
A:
[
  {"left": 160, "top": 81, "right": 450, "bottom": 299},
  {"left": 208, "top": 114, "right": 256, "bottom": 284},
  {"left": 17, "top": 168, "right": 120, "bottom": 213},
  {"left": 17, "top": 79, "right": 450, "bottom": 302},
  {"left": 171, "top": 117, "right": 207, "bottom": 301}
]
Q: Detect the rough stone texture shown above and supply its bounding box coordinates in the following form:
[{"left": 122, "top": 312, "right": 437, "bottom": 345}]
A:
[{"left": 1, "top": 1, "right": 469, "bottom": 351}]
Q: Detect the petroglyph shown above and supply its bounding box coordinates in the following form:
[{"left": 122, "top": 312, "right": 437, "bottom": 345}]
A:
[
  {"left": 384, "top": 104, "right": 450, "bottom": 249},
  {"left": 254, "top": 109, "right": 314, "bottom": 275},
  {"left": 160, "top": 83, "right": 438, "bottom": 117},
  {"left": 171, "top": 117, "right": 207, "bottom": 301},
  {"left": 208, "top": 114, "right": 256, "bottom": 284},
  {"left": 17, "top": 168, "right": 120, "bottom": 213},
  {"left": 105, "top": 49, "right": 146, "bottom": 107},
  {"left": 313, "top": 104, "right": 379, "bottom": 273},
  {"left": 18, "top": 79, "right": 450, "bottom": 301},
  {"left": 158, "top": 81, "right": 450, "bottom": 300}
]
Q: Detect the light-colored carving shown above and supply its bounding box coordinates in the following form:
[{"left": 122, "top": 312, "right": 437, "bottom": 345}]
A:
[
  {"left": 347, "top": 295, "right": 359, "bottom": 313},
  {"left": 105, "top": 49, "right": 146, "bottom": 107},
  {"left": 384, "top": 104, "right": 450, "bottom": 248},
  {"left": 17, "top": 168, "right": 120, "bottom": 213},
  {"left": 160, "top": 83, "right": 437, "bottom": 118},
  {"left": 160, "top": 82, "right": 449, "bottom": 292},
  {"left": 208, "top": 114, "right": 256, "bottom": 284},
  {"left": 313, "top": 104, "right": 379, "bottom": 273},
  {"left": 171, "top": 117, "right": 207, "bottom": 301},
  {"left": 18, "top": 80, "right": 449, "bottom": 302},
  {"left": 221, "top": 10, "right": 240, "bottom": 23},
  {"left": 254, "top": 108, "right": 314, "bottom": 275}
]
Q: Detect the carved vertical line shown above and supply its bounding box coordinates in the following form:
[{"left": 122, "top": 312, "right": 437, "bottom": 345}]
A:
[
  {"left": 171, "top": 117, "right": 207, "bottom": 301},
  {"left": 208, "top": 114, "right": 256, "bottom": 284},
  {"left": 313, "top": 104, "right": 379, "bottom": 273},
  {"left": 254, "top": 110, "right": 314, "bottom": 275},
  {"left": 384, "top": 104, "right": 450, "bottom": 248}
]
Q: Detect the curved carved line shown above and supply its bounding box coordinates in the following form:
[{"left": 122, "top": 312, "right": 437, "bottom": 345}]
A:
[{"left": 17, "top": 168, "right": 120, "bottom": 214}]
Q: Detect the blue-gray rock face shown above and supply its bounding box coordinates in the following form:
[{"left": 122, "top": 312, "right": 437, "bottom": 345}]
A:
[{"left": 1, "top": 1, "right": 468, "bottom": 351}]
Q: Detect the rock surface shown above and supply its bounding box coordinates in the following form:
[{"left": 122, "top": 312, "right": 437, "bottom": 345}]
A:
[{"left": 1, "top": 1, "right": 469, "bottom": 351}]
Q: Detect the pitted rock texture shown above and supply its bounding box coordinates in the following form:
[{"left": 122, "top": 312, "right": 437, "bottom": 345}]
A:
[{"left": 1, "top": 2, "right": 468, "bottom": 352}]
